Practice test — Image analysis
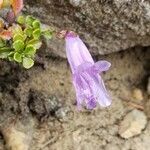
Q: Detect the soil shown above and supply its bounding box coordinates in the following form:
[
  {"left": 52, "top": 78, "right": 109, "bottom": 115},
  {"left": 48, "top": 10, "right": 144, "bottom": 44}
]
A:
[{"left": 0, "top": 46, "right": 149, "bottom": 150}]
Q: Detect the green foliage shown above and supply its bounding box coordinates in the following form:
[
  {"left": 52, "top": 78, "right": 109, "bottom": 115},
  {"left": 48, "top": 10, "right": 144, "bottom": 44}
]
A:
[
  {"left": 0, "top": 15, "right": 54, "bottom": 69},
  {"left": 42, "top": 30, "right": 53, "bottom": 40},
  {"left": 14, "top": 52, "right": 22, "bottom": 62},
  {"left": 13, "top": 40, "right": 24, "bottom": 51},
  {"left": 23, "top": 57, "right": 34, "bottom": 69},
  {"left": 24, "top": 45, "right": 36, "bottom": 55},
  {"left": 33, "top": 29, "right": 41, "bottom": 39},
  {"left": 17, "top": 16, "right": 25, "bottom": 25},
  {"left": 0, "top": 39, "right": 6, "bottom": 48}
]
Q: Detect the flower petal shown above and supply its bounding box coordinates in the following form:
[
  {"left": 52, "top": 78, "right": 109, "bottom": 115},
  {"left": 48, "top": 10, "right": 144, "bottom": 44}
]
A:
[
  {"left": 74, "top": 62, "right": 93, "bottom": 74},
  {"left": 65, "top": 36, "right": 94, "bottom": 73},
  {"left": 93, "top": 60, "right": 111, "bottom": 73},
  {"left": 92, "top": 75, "right": 111, "bottom": 107},
  {"left": 77, "top": 37, "right": 94, "bottom": 64}
]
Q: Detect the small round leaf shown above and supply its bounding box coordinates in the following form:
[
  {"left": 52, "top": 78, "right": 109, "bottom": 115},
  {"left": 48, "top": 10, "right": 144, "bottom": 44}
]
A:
[
  {"left": 24, "top": 27, "right": 33, "bottom": 37},
  {"left": 27, "top": 39, "right": 42, "bottom": 49},
  {"left": 14, "top": 52, "right": 22, "bottom": 62},
  {"left": 13, "top": 40, "right": 24, "bottom": 51},
  {"left": 24, "top": 45, "right": 36, "bottom": 55},
  {"left": 33, "top": 29, "right": 41, "bottom": 39},
  {"left": 23, "top": 57, "right": 34, "bottom": 69},
  {"left": 13, "top": 34, "right": 24, "bottom": 41},
  {"left": 26, "top": 16, "right": 35, "bottom": 26},
  {"left": 17, "top": 15, "right": 25, "bottom": 24},
  {"left": 32, "top": 20, "right": 40, "bottom": 29}
]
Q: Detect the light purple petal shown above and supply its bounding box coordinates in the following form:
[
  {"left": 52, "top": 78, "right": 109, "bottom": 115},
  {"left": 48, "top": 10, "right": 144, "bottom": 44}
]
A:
[
  {"left": 65, "top": 34, "right": 111, "bottom": 109},
  {"left": 65, "top": 36, "right": 94, "bottom": 73},
  {"left": 76, "top": 37, "right": 94, "bottom": 64},
  {"left": 91, "top": 74, "right": 111, "bottom": 107},
  {"left": 93, "top": 60, "right": 111, "bottom": 73}
]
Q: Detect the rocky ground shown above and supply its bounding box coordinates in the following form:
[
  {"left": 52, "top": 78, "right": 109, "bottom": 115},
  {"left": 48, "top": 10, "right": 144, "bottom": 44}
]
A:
[
  {"left": 0, "top": 45, "right": 149, "bottom": 150},
  {"left": 0, "top": 1, "right": 150, "bottom": 149}
]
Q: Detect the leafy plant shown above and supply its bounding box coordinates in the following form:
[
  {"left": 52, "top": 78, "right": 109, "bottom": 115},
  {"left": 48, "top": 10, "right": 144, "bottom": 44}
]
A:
[{"left": 0, "top": 11, "right": 54, "bottom": 69}]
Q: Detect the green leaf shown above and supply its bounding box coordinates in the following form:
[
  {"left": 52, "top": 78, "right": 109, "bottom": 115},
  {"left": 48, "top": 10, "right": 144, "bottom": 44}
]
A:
[
  {"left": 17, "top": 15, "right": 25, "bottom": 24},
  {"left": 24, "top": 27, "right": 33, "bottom": 37},
  {"left": 27, "top": 39, "right": 42, "bottom": 49},
  {"left": 8, "top": 52, "right": 15, "bottom": 61},
  {"left": 23, "top": 34, "right": 27, "bottom": 41},
  {"left": 33, "top": 29, "right": 41, "bottom": 39},
  {"left": 32, "top": 20, "right": 40, "bottom": 29},
  {"left": 0, "top": 47, "right": 12, "bottom": 59},
  {"left": 42, "top": 30, "right": 53, "bottom": 40},
  {"left": 13, "top": 34, "right": 24, "bottom": 41},
  {"left": 14, "top": 52, "right": 22, "bottom": 63},
  {"left": 23, "top": 57, "right": 34, "bottom": 69},
  {"left": 0, "top": 47, "right": 12, "bottom": 52},
  {"left": 0, "top": 52, "right": 9, "bottom": 59},
  {"left": 8, "top": 56, "right": 14, "bottom": 61},
  {"left": 0, "top": 47, "right": 12, "bottom": 58},
  {"left": 13, "top": 40, "right": 24, "bottom": 51},
  {"left": 8, "top": 52, "right": 15, "bottom": 56},
  {"left": 26, "top": 16, "right": 35, "bottom": 26},
  {"left": 24, "top": 45, "right": 36, "bottom": 55},
  {"left": 0, "top": 39, "right": 6, "bottom": 48},
  {"left": 12, "top": 25, "right": 23, "bottom": 36}
]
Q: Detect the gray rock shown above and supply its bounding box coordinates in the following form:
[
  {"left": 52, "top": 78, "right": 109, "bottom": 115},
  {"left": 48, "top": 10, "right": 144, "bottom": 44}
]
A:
[
  {"left": 144, "top": 98, "right": 150, "bottom": 118},
  {"left": 69, "top": 0, "right": 84, "bottom": 7},
  {"left": 25, "top": 0, "right": 150, "bottom": 57},
  {"left": 55, "top": 106, "right": 71, "bottom": 121},
  {"left": 119, "top": 109, "right": 147, "bottom": 139},
  {"left": 147, "top": 77, "right": 150, "bottom": 95}
]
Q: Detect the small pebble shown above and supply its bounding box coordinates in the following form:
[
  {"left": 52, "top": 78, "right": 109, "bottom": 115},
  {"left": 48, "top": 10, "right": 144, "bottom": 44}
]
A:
[
  {"left": 132, "top": 88, "right": 143, "bottom": 101},
  {"left": 119, "top": 109, "right": 147, "bottom": 139}
]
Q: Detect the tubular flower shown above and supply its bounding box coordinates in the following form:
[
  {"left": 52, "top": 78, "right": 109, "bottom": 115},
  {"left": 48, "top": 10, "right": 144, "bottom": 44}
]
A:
[{"left": 65, "top": 32, "right": 111, "bottom": 109}]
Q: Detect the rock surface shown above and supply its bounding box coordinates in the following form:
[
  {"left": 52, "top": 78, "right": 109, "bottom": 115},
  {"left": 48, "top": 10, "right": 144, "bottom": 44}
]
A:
[
  {"left": 132, "top": 88, "right": 143, "bottom": 102},
  {"left": 0, "top": 118, "right": 34, "bottom": 150},
  {"left": 119, "top": 109, "right": 147, "bottom": 139},
  {"left": 0, "top": 46, "right": 149, "bottom": 149},
  {"left": 25, "top": 0, "right": 150, "bottom": 57},
  {"left": 147, "top": 77, "right": 150, "bottom": 95}
]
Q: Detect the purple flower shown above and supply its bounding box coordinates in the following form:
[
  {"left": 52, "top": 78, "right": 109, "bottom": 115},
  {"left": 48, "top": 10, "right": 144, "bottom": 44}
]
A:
[{"left": 65, "top": 32, "right": 111, "bottom": 109}]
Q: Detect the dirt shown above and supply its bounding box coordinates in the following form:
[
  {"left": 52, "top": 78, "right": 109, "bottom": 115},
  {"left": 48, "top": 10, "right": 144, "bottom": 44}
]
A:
[{"left": 0, "top": 46, "right": 149, "bottom": 150}]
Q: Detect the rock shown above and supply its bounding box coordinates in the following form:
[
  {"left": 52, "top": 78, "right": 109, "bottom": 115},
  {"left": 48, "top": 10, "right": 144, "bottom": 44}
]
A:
[
  {"left": 55, "top": 106, "right": 73, "bottom": 122},
  {"left": 28, "top": 90, "right": 62, "bottom": 120},
  {"left": 119, "top": 109, "right": 147, "bottom": 139},
  {"left": 0, "top": 118, "right": 34, "bottom": 150},
  {"left": 144, "top": 99, "right": 150, "bottom": 119},
  {"left": 25, "top": 0, "right": 150, "bottom": 57},
  {"left": 105, "top": 144, "right": 120, "bottom": 150},
  {"left": 147, "top": 77, "right": 150, "bottom": 95},
  {"left": 132, "top": 88, "right": 143, "bottom": 101},
  {"left": 69, "top": 0, "right": 83, "bottom": 7},
  {"left": 3, "top": 128, "right": 29, "bottom": 150}
]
